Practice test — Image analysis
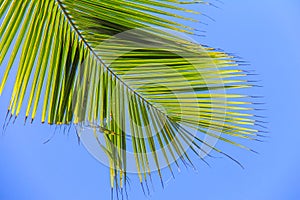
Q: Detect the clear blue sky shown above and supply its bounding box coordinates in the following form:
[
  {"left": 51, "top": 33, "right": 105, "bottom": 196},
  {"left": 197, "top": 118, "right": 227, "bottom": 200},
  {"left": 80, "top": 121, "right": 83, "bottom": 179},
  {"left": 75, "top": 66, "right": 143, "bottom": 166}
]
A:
[{"left": 1, "top": 1, "right": 300, "bottom": 200}]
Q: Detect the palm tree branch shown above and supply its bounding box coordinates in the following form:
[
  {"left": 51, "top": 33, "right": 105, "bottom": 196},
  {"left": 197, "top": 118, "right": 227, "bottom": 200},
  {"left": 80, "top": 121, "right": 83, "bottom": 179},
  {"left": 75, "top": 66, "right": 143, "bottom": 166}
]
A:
[{"left": 0, "top": 0, "right": 262, "bottom": 193}]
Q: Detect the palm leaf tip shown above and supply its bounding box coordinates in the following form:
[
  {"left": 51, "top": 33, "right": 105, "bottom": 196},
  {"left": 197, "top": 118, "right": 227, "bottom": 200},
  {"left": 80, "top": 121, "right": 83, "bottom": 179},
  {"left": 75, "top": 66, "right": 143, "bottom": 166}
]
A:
[{"left": 0, "top": 0, "right": 264, "bottom": 198}]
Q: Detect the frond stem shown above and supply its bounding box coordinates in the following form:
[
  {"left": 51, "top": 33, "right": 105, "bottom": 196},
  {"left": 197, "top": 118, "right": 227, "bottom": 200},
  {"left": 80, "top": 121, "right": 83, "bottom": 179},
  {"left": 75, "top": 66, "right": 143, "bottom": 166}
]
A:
[{"left": 55, "top": 0, "right": 168, "bottom": 118}]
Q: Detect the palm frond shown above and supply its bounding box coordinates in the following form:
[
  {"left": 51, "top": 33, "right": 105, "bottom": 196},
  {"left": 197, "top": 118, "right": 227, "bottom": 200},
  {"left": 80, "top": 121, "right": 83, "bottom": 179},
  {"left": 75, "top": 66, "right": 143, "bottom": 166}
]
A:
[{"left": 0, "top": 0, "right": 262, "bottom": 196}]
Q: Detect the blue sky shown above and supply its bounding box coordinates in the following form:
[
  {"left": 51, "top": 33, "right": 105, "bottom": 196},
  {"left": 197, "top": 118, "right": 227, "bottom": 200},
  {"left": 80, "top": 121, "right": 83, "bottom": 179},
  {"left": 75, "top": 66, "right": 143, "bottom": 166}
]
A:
[{"left": 1, "top": 1, "right": 300, "bottom": 200}]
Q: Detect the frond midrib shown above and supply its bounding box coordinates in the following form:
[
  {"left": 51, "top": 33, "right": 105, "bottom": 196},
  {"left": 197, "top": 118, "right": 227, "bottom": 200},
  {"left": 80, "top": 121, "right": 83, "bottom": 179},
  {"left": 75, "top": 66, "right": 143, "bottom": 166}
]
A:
[{"left": 56, "top": 0, "right": 169, "bottom": 120}]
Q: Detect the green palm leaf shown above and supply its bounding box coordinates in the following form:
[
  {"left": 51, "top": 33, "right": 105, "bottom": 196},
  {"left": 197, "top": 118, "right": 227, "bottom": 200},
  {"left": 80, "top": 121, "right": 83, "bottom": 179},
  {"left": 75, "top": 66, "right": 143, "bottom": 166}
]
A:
[{"left": 0, "top": 0, "right": 262, "bottom": 196}]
